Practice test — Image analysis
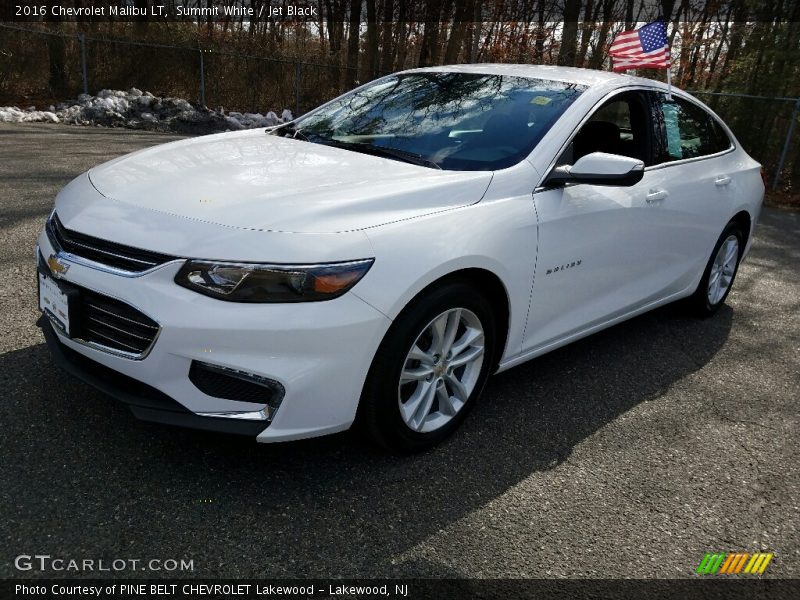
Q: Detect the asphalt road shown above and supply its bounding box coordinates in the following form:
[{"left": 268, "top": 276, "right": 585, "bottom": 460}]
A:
[{"left": 1, "top": 123, "right": 798, "bottom": 580}]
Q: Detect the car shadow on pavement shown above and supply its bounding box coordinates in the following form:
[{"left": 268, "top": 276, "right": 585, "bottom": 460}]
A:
[{"left": 0, "top": 301, "right": 733, "bottom": 578}]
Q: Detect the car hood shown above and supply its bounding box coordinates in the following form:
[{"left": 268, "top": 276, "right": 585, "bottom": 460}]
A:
[{"left": 88, "top": 129, "right": 493, "bottom": 234}]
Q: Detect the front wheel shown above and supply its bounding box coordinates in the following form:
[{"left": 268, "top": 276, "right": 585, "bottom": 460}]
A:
[
  {"left": 358, "top": 281, "right": 497, "bottom": 451},
  {"left": 688, "top": 222, "right": 744, "bottom": 317}
]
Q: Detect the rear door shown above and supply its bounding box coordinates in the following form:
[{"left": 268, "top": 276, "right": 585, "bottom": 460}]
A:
[{"left": 642, "top": 92, "right": 736, "bottom": 294}]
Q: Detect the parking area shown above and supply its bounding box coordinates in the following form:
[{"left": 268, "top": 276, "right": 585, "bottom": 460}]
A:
[{"left": 1, "top": 122, "right": 798, "bottom": 579}]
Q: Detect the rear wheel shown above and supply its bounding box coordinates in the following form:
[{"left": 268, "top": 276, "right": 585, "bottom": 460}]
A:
[
  {"left": 688, "top": 222, "right": 743, "bottom": 317},
  {"left": 358, "top": 281, "right": 496, "bottom": 451}
]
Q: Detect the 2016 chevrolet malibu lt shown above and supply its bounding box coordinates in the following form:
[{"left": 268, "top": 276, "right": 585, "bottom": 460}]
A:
[{"left": 37, "top": 65, "right": 763, "bottom": 450}]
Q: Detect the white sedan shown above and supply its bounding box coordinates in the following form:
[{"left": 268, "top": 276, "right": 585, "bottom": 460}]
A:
[{"left": 37, "top": 65, "right": 763, "bottom": 450}]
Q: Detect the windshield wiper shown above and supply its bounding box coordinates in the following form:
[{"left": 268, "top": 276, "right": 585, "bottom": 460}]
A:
[
  {"left": 317, "top": 139, "right": 441, "bottom": 170},
  {"left": 271, "top": 122, "right": 309, "bottom": 142}
]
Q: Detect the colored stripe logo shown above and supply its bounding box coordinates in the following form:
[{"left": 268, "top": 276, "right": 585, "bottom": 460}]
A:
[{"left": 696, "top": 552, "right": 773, "bottom": 575}]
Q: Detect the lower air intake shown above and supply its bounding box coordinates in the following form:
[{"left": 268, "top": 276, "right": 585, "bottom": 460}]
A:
[{"left": 189, "top": 361, "right": 285, "bottom": 415}]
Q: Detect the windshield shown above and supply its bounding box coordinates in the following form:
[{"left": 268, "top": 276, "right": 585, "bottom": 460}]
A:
[{"left": 284, "top": 72, "right": 586, "bottom": 171}]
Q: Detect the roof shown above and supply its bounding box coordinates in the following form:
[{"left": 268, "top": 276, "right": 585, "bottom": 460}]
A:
[{"left": 404, "top": 63, "right": 673, "bottom": 93}]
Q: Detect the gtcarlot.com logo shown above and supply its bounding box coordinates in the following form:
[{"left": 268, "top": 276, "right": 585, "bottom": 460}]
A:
[
  {"left": 14, "top": 555, "right": 194, "bottom": 572},
  {"left": 696, "top": 552, "right": 774, "bottom": 575}
]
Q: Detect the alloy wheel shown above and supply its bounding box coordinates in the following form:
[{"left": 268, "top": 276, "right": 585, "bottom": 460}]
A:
[
  {"left": 398, "top": 308, "right": 485, "bottom": 433},
  {"left": 707, "top": 234, "right": 739, "bottom": 305}
]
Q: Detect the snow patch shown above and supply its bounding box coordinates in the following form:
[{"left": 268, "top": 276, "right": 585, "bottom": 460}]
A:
[
  {"left": 0, "top": 106, "right": 60, "bottom": 124},
  {"left": 0, "top": 89, "right": 294, "bottom": 134}
]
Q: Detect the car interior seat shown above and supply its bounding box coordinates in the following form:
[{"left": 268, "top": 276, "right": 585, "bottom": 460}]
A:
[{"left": 572, "top": 121, "right": 622, "bottom": 161}]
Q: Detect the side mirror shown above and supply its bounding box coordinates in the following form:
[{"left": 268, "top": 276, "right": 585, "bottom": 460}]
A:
[{"left": 546, "top": 152, "right": 645, "bottom": 187}]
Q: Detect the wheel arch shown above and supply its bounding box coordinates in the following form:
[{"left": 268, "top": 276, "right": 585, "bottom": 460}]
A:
[
  {"left": 729, "top": 209, "right": 752, "bottom": 246},
  {"left": 393, "top": 267, "right": 511, "bottom": 371},
  {"left": 354, "top": 265, "right": 512, "bottom": 446}
]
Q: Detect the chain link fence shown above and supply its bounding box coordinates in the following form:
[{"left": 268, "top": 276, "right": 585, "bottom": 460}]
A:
[
  {"left": 82, "top": 35, "right": 201, "bottom": 102},
  {"left": 694, "top": 91, "right": 800, "bottom": 191},
  {"left": 1, "top": 23, "right": 797, "bottom": 191},
  {"left": 0, "top": 23, "right": 362, "bottom": 115}
]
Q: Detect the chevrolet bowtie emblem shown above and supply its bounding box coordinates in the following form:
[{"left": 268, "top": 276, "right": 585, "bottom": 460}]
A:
[{"left": 47, "top": 254, "right": 70, "bottom": 278}]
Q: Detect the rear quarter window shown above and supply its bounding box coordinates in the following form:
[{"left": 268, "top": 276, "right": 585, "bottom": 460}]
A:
[{"left": 709, "top": 118, "right": 733, "bottom": 153}]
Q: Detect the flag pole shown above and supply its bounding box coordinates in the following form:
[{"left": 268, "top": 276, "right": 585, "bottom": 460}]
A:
[
  {"left": 665, "top": 18, "right": 673, "bottom": 100},
  {"left": 666, "top": 63, "right": 673, "bottom": 100}
]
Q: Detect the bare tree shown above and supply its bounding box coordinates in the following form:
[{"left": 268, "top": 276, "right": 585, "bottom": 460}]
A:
[
  {"left": 444, "top": 0, "right": 473, "bottom": 64},
  {"left": 418, "top": 0, "right": 444, "bottom": 67},
  {"left": 558, "top": 0, "right": 583, "bottom": 66},
  {"left": 379, "top": 0, "right": 395, "bottom": 73},
  {"left": 363, "top": 0, "right": 379, "bottom": 80},
  {"left": 345, "top": 0, "right": 362, "bottom": 86}
]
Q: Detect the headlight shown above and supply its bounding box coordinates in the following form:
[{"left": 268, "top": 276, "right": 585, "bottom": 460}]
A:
[{"left": 175, "top": 258, "right": 374, "bottom": 303}]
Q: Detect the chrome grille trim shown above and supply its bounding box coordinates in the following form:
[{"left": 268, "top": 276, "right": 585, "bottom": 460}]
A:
[
  {"left": 56, "top": 236, "right": 159, "bottom": 267},
  {"left": 77, "top": 290, "right": 160, "bottom": 357},
  {"left": 86, "top": 316, "right": 155, "bottom": 342},
  {"left": 39, "top": 251, "right": 162, "bottom": 360},
  {"left": 46, "top": 213, "right": 179, "bottom": 276},
  {"left": 85, "top": 303, "right": 159, "bottom": 331},
  {"left": 84, "top": 327, "right": 144, "bottom": 353}
]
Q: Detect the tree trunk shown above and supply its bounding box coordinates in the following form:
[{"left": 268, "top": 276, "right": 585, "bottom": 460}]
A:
[
  {"left": 345, "top": 0, "right": 362, "bottom": 87},
  {"left": 43, "top": 12, "right": 68, "bottom": 99},
  {"left": 661, "top": 0, "right": 676, "bottom": 21},
  {"left": 394, "top": 0, "right": 410, "bottom": 70},
  {"left": 364, "top": 0, "right": 379, "bottom": 80},
  {"left": 625, "top": 0, "right": 636, "bottom": 29},
  {"left": 418, "top": 0, "right": 443, "bottom": 67},
  {"left": 707, "top": 5, "right": 733, "bottom": 80},
  {"left": 379, "top": 0, "right": 394, "bottom": 74},
  {"left": 443, "top": 0, "right": 472, "bottom": 64},
  {"left": 577, "top": 0, "right": 600, "bottom": 67},
  {"left": 471, "top": 1, "right": 482, "bottom": 62},
  {"left": 326, "top": 0, "right": 344, "bottom": 55},
  {"left": 133, "top": 0, "right": 148, "bottom": 36},
  {"left": 318, "top": 0, "right": 326, "bottom": 54},
  {"left": 588, "top": 0, "right": 616, "bottom": 70},
  {"left": 534, "top": 1, "right": 545, "bottom": 63},
  {"left": 557, "top": 0, "right": 582, "bottom": 66},
  {"left": 685, "top": 7, "right": 710, "bottom": 87},
  {"left": 713, "top": 2, "right": 749, "bottom": 92}
]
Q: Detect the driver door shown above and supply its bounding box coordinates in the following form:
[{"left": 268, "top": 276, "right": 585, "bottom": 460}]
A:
[{"left": 523, "top": 90, "right": 666, "bottom": 352}]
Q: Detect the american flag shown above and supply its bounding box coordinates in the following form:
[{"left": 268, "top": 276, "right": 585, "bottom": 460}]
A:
[{"left": 609, "top": 20, "right": 671, "bottom": 71}]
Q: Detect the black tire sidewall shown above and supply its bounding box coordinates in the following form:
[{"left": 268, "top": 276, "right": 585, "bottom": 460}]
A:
[
  {"left": 695, "top": 222, "right": 744, "bottom": 315},
  {"left": 360, "top": 280, "right": 497, "bottom": 451}
]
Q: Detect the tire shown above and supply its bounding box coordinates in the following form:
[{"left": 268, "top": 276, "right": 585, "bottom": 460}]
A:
[
  {"left": 688, "top": 221, "right": 744, "bottom": 317},
  {"left": 358, "top": 279, "right": 497, "bottom": 452}
]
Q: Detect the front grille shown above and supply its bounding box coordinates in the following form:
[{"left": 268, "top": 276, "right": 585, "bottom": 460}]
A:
[
  {"left": 47, "top": 212, "right": 176, "bottom": 273},
  {"left": 42, "top": 317, "right": 182, "bottom": 412},
  {"left": 189, "top": 361, "right": 285, "bottom": 411},
  {"left": 78, "top": 289, "right": 160, "bottom": 356}
]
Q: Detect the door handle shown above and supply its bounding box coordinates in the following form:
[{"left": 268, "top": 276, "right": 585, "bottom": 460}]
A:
[
  {"left": 646, "top": 189, "right": 668, "bottom": 203},
  {"left": 715, "top": 175, "right": 732, "bottom": 187}
]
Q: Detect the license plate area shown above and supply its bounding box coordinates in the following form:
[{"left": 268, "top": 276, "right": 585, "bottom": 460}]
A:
[{"left": 38, "top": 272, "right": 79, "bottom": 337}]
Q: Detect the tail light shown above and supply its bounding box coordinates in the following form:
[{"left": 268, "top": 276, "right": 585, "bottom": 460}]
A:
[{"left": 760, "top": 167, "right": 769, "bottom": 189}]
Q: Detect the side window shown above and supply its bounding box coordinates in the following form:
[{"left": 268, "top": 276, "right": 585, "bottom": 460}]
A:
[
  {"left": 709, "top": 118, "right": 733, "bottom": 153},
  {"left": 563, "top": 91, "right": 652, "bottom": 166},
  {"left": 591, "top": 100, "right": 631, "bottom": 131},
  {"left": 656, "top": 95, "right": 731, "bottom": 162}
]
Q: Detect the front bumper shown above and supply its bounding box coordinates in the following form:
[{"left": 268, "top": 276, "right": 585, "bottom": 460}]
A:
[
  {"left": 36, "top": 228, "right": 392, "bottom": 442},
  {"left": 38, "top": 316, "right": 268, "bottom": 436}
]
